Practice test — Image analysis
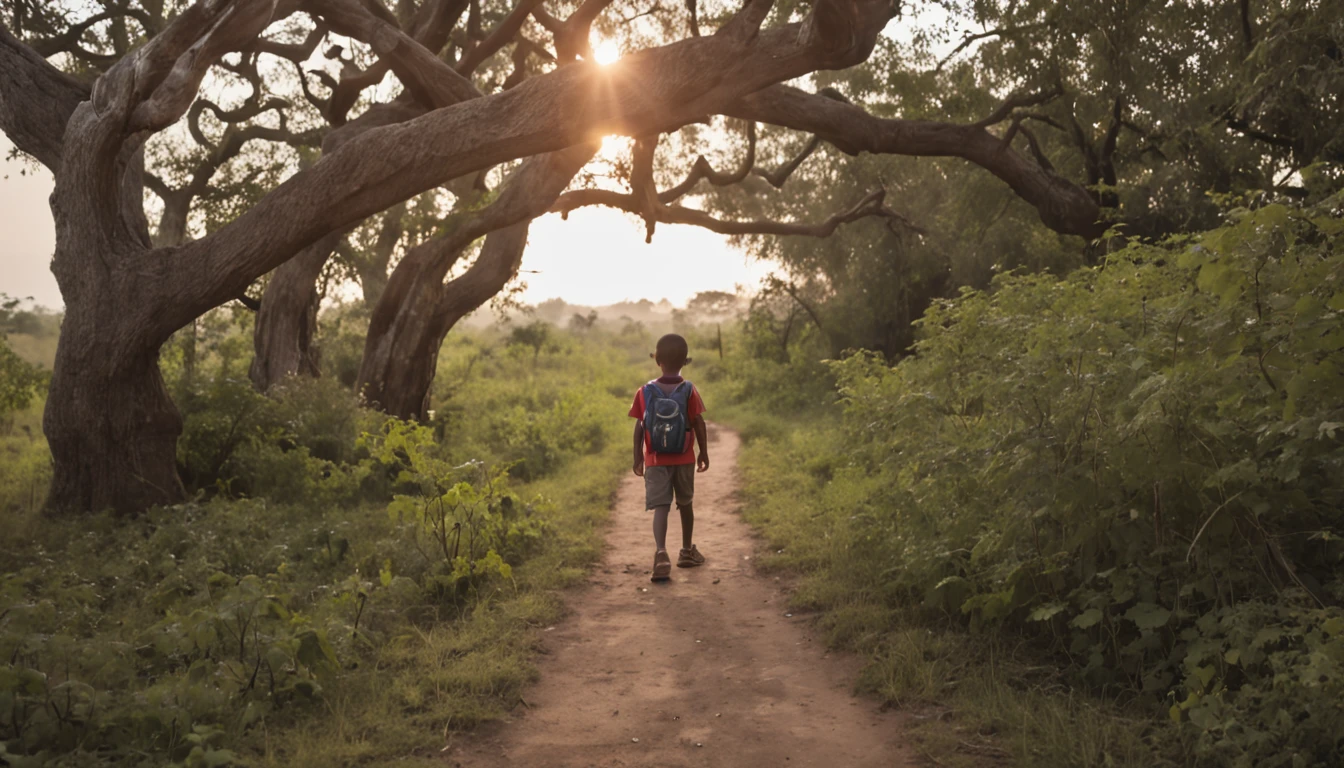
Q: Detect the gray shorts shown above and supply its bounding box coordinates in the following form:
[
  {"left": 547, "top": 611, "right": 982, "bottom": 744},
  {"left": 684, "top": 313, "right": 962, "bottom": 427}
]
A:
[{"left": 644, "top": 464, "right": 695, "bottom": 509}]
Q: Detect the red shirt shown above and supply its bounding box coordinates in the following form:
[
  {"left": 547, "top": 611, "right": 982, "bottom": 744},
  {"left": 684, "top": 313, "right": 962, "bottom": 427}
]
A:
[{"left": 628, "top": 378, "right": 705, "bottom": 466}]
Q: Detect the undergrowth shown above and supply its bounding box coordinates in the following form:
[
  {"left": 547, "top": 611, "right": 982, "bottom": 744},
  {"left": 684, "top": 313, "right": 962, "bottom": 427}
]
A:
[{"left": 0, "top": 320, "right": 648, "bottom": 767}]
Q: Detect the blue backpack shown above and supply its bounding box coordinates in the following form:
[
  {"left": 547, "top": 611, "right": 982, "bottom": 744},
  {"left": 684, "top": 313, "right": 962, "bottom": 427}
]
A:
[{"left": 643, "top": 381, "right": 693, "bottom": 454}]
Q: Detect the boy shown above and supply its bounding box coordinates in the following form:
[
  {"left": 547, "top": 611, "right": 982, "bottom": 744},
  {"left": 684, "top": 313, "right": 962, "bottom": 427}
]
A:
[{"left": 629, "top": 333, "right": 710, "bottom": 582}]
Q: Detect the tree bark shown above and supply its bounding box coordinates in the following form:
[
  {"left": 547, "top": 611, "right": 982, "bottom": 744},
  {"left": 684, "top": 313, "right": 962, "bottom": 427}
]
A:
[
  {"left": 248, "top": 232, "right": 339, "bottom": 390},
  {"left": 44, "top": 287, "right": 186, "bottom": 514},
  {"left": 43, "top": 135, "right": 188, "bottom": 513}
]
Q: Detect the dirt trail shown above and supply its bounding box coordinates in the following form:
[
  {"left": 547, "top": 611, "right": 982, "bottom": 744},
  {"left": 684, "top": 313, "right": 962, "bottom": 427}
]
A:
[{"left": 451, "top": 425, "right": 913, "bottom": 767}]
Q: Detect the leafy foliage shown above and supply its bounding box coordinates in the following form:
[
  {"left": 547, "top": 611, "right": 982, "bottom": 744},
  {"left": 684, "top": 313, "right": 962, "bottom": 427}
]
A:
[
  {"left": 727, "top": 195, "right": 1344, "bottom": 764},
  {"left": 0, "top": 338, "right": 46, "bottom": 433}
]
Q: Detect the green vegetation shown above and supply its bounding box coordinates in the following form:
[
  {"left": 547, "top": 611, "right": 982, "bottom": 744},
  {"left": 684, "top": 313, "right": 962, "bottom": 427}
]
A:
[
  {"left": 0, "top": 312, "right": 650, "bottom": 767},
  {"left": 714, "top": 197, "right": 1344, "bottom": 765}
]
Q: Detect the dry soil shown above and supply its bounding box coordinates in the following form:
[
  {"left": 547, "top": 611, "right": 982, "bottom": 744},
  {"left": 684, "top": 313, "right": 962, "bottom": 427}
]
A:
[{"left": 448, "top": 424, "right": 913, "bottom": 767}]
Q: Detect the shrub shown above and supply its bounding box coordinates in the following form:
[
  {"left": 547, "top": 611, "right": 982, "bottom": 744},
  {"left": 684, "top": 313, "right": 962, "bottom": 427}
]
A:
[{"left": 822, "top": 199, "right": 1344, "bottom": 762}]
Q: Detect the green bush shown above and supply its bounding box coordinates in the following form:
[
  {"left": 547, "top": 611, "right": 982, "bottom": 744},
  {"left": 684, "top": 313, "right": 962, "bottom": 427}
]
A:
[
  {"left": 176, "top": 372, "right": 383, "bottom": 504},
  {"left": 0, "top": 337, "right": 47, "bottom": 434},
  {"left": 812, "top": 198, "right": 1344, "bottom": 763}
]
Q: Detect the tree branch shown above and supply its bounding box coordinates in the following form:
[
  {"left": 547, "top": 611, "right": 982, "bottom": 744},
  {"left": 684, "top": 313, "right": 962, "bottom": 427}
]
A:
[
  {"left": 718, "top": 0, "right": 775, "bottom": 42},
  {"left": 118, "top": 0, "right": 284, "bottom": 135},
  {"left": 0, "top": 22, "right": 90, "bottom": 170},
  {"left": 531, "top": 0, "right": 616, "bottom": 63},
  {"left": 552, "top": 186, "right": 908, "bottom": 238},
  {"left": 1223, "top": 111, "right": 1296, "bottom": 151},
  {"left": 661, "top": 120, "right": 757, "bottom": 201},
  {"left": 753, "top": 133, "right": 820, "bottom": 188},
  {"left": 456, "top": 0, "right": 549, "bottom": 72},
  {"left": 28, "top": 9, "right": 157, "bottom": 60},
  {"left": 630, "top": 134, "right": 661, "bottom": 241},
  {"left": 973, "top": 84, "right": 1063, "bottom": 129},
  {"left": 726, "top": 84, "right": 1105, "bottom": 238},
  {"left": 307, "top": 0, "right": 480, "bottom": 109},
  {"left": 363, "top": 144, "right": 597, "bottom": 362},
  {"left": 935, "top": 22, "right": 1049, "bottom": 72},
  {"left": 780, "top": 281, "right": 824, "bottom": 330}
]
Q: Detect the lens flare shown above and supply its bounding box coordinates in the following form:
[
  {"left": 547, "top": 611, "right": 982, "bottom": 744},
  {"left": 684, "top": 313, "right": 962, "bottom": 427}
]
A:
[{"left": 593, "top": 40, "right": 621, "bottom": 65}]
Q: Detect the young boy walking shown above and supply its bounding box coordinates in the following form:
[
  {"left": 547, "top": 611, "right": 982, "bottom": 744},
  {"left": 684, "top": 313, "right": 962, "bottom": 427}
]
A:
[{"left": 629, "top": 333, "right": 709, "bottom": 582}]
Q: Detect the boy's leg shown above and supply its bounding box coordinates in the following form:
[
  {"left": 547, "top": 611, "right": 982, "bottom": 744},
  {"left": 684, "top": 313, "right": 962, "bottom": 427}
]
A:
[
  {"left": 646, "top": 467, "right": 674, "bottom": 581},
  {"left": 677, "top": 503, "right": 693, "bottom": 550},
  {"left": 645, "top": 466, "right": 673, "bottom": 550},
  {"left": 673, "top": 465, "right": 705, "bottom": 566},
  {"left": 652, "top": 505, "right": 671, "bottom": 551}
]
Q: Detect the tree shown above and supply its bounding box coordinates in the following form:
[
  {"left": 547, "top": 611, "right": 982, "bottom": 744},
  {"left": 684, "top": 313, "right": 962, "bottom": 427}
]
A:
[
  {"left": 685, "top": 290, "right": 741, "bottom": 319},
  {"left": 0, "top": 0, "right": 909, "bottom": 513},
  {"left": 508, "top": 319, "right": 553, "bottom": 362},
  {"left": 703, "top": 0, "right": 1344, "bottom": 362},
  {"left": 568, "top": 310, "right": 599, "bottom": 332}
]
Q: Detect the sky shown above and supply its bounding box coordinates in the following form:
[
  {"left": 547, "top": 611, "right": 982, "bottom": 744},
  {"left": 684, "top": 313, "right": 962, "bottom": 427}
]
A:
[{"left": 0, "top": 135, "right": 777, "bottom": 311}]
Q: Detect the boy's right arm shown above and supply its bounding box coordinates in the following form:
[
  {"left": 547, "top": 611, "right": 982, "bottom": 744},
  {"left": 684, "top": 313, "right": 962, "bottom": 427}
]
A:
[{"left": 632, "top": 421, "right": 645, "bottom": 476}]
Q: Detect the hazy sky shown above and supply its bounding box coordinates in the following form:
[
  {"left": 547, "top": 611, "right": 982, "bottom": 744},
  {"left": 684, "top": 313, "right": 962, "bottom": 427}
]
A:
[{"left": 0, "top": 135, "right": 775, "bottom": 310}]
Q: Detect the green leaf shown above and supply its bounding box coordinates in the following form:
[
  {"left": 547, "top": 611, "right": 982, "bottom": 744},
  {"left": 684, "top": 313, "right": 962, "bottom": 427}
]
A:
[
  {"left": 1192, "top": 664, "right": 1216, "bottom": 689},
  {"left": 295, "top": 629, "right": 338, "bottom": 671},
  {"left": 1028, "top": 602, "right": 1067, "bottom": 622},
  {"left": 1124, "top": 602, "right": 1171, "bottom": 630},
  {"left": 1071, "top": 609, "right": 1104, "bottom": 629}
]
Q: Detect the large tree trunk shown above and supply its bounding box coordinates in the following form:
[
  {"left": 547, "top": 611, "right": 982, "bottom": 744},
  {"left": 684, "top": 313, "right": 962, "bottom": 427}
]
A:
[
  {"left": 43, "top": 313, "right": 185, "bottom": 513},
  {"left": 358, "top": 223, "right": 531, "bottom": 419},
  {"left": 43, "top": 141, "right": 186, "bottom": 513},
  {"left": 248, "top": 233, "right": 338, "bottom": 391},
  {"left": 355, "top": 236, "right": 464, "bottom": 419}
]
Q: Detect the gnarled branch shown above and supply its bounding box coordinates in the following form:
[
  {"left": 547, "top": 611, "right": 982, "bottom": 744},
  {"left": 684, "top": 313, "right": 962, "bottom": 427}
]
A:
[
  {"left": 661, "top": 120, "right": 758, "bottom": 202},
  {"left": 727, "top": 84, "right": 1105, "bottom": 238},
  {"left": 552, "top": 185, "right": 909, "bottom": 239},
  {"left": 753, "top": 133, "right": 821, "bottom": 188},
  {"left": 0, "top": 23, "right": 90, "bottom": 170},
  {"left": 456, "top": 0, "right": 549, "bottom": 73},
  {"left": 307, "top": 0, "right": 480, "bottom": 109},
  {"left": 935, "top": 21, "right": 1050, "bottom": 72}
]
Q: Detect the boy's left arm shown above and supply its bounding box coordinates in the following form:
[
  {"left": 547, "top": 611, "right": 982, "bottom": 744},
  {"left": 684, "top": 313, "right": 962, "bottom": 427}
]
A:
[{"left": 693, "top": 415, "right": 709, "bottom": 472}]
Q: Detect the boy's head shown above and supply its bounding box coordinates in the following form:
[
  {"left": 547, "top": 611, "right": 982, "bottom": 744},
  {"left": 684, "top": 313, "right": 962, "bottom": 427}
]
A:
[{"left": 652, "top": 333, "right": 691, "bottom": 372}]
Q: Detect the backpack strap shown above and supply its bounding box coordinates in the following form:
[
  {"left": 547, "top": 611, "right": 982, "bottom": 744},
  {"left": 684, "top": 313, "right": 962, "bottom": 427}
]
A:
[{"left": 642, "top": 382, "right": 663, "bottom": 415}]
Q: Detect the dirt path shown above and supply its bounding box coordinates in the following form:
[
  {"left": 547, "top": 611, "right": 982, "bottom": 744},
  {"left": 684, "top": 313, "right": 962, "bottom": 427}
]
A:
[{"left": 450, "top": 425, "right": 913, "bottom": 767}]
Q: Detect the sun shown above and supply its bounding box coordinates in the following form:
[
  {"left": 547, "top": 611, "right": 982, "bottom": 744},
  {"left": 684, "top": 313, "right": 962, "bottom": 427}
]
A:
[{"left": 592, "top": 40, "right": 621, "bottom": 65}]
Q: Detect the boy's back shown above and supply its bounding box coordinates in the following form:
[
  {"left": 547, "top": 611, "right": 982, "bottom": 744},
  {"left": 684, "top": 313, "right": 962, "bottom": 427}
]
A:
[{"left": 629, "top": 334, "right": 709, "bottom": 582}]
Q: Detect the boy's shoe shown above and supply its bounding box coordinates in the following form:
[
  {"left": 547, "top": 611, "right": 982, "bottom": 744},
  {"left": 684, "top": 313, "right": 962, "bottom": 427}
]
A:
[
  {"left": 652, "top": 550, "right": 672, "bottom": 581},
  {"left": 677, "top": 545, "right": 706, "bottom": 568}
]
